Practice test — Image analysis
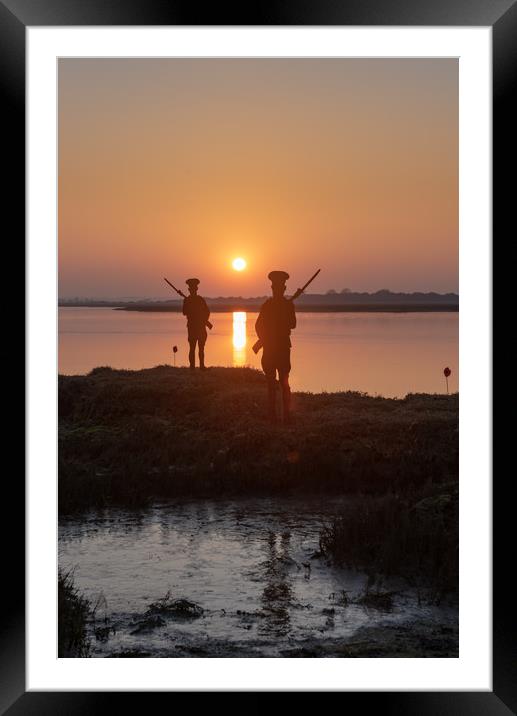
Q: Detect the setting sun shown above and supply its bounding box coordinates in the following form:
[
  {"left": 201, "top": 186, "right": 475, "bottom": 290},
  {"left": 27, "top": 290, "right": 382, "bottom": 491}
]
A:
[{"left": 232, "top": 257, "right": 247, "bottom": 271}]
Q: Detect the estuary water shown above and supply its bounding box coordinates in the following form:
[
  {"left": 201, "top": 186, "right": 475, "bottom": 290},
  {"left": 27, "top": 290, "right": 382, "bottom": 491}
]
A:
[
  {"left": 59, "top": 497, "right": 458, "bottom": 658},
  {"left": 59, "top": 308, "right": 458, "bottom": 397}
]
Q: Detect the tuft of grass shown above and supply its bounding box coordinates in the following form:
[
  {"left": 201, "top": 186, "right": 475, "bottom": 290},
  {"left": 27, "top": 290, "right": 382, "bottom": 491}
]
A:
[
  {"left": 145, "top": 592, "right": 204, "bottom": 619},
  {"left": 58, "top": 366, "right": 458, "bottom": 513},
  {"left": 58, "top": 569, "right": 92, "bottom": 657}
]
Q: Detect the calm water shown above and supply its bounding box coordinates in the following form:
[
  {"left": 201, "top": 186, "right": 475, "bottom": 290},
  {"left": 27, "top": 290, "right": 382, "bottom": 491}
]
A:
[
  {"left": 59, "top": 307, "right": 458, "bottom": 397},
  {"left": 59, "top": 497, "right": 457, "bottom": 658}
]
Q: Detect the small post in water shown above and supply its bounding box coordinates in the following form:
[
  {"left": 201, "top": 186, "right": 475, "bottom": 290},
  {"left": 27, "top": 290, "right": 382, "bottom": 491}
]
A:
[{"left": 173, "top": 345, "right": 178, "bottom": 367}]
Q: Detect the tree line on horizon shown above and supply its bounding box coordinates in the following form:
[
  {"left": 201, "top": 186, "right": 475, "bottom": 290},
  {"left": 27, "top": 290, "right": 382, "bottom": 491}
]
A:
[{"left": 59, "top": 289, "right": 459, "bottom": 306}]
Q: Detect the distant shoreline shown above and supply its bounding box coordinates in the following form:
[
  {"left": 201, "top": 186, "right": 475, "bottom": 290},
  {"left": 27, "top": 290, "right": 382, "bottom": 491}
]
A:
[
  {"left": 60, "top": 303, "right": 458, "bottom": 313},
  {"left": 59, "top": 290, "right": 459, "bottom": 314},
  {"left": 117, "top": 303, "right": 458, "bottom": 313}
]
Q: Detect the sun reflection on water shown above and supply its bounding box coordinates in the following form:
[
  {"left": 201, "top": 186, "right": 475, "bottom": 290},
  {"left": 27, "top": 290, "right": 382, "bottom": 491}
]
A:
[{"left": 232, "top": 311, "right": 247, "bottom": 366}]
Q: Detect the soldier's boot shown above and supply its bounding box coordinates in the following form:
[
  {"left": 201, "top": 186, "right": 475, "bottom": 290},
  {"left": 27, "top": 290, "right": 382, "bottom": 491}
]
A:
[
  {"left": 267, "top": 380, "right": 277, "bottom": 423},
  {"left": 280, "top": 377, "right": 291, "bottom": 424},
  {"left": 188, "top": 345, "right": 196, "bottom": 369},
  {"left": 199, "top": 348, "right": 207, "bottom": 370}
]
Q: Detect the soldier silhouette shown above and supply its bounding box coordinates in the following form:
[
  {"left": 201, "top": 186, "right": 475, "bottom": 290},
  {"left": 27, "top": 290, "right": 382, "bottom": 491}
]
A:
[
  {"left": 255, "top": 271, "right": 296, "bottom": 423},
  {"left": 182, "top": 278, "right": 210, "bottom": 370}
]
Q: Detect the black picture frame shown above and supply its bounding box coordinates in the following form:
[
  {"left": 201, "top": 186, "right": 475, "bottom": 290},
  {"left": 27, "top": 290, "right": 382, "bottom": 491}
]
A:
[{"left": 5, "top": 0, "right": 507, "bottom": 710}]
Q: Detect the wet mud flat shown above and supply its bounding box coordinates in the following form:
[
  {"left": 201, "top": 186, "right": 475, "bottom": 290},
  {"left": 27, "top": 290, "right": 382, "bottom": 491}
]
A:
[{"left": 59, "top": 497, "right": 458, "bottom": 658}]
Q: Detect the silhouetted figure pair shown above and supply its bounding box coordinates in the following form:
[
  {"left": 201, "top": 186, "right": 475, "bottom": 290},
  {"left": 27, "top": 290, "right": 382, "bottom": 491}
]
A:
[
  {"left": 182, "top": 278, "right": 210, "bottom": 370},
  {"left": 255, "top": 271, "right": 296, "bottom": 424},
  {"left": 182, "top": 272, "right": 297, "bottom": 423}
]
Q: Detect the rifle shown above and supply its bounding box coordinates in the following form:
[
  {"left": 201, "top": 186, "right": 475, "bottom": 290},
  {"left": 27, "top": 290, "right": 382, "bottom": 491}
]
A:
[
  {"left": 163, "top": 277, "right": 213, "bottom": 330},
  {"left": 252, "top": 269, "right": 321, "bottom": 354}
]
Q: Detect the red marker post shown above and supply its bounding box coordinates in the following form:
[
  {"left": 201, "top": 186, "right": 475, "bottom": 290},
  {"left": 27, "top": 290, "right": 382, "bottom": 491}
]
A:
[{"left": 443, "top": 366, "right": 451, "bottom": 394}]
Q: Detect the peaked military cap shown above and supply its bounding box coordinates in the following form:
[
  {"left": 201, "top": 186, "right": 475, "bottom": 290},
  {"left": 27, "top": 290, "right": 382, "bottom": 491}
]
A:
[
  {"left": 268, "top": 271, "right": 289, "bottom": 285},
  {"left": 186, "top": 278, "right": 200, "bottom": 287}
]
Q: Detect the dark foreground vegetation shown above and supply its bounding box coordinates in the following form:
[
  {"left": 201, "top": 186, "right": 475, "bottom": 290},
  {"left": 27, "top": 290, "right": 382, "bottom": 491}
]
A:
[
  {"left": 59, "top": 365, "right": 458, "bottom": 514},
  {"left": 58, "top": 570, "right": 91, "bottom": 657},
  {"left": 59, "top": 367, "right": 458, "bottom": 654},
  {"left": 320, "top": 486, "right": 458, "bottom": 601}
]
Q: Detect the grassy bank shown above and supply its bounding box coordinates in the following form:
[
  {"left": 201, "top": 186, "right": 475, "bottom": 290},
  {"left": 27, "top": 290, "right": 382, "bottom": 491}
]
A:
[{"left": 59, "top": 366, "right": 458, "bottom": 513}]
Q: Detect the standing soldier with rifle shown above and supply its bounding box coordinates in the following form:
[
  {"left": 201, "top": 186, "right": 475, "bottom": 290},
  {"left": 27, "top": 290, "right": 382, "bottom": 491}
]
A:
[
  {"left": 182, "top": 278, "right": 211, "bottom": 370},
  {"left": 254, "top": 269, "right": 320, "bottom": 423},
  {"left": 163, "top": 276, "right": 212, "bottom": 370}
]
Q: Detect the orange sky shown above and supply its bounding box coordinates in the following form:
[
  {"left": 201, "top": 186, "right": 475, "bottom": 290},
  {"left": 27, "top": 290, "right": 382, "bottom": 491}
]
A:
[{"left": 58, "top": 58, "right": 458, "bottom": 298}]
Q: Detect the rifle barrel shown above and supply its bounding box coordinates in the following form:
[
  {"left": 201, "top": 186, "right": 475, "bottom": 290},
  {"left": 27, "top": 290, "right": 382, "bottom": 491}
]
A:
[
  {"left": 164, "top": 277, "right": 187, "bottom": 298},
  {"left": 299, "top": 268, "right": 321, "bottom": 293},
  {"left": 164, "top": 277, "right": 179, "bottom": 293}
]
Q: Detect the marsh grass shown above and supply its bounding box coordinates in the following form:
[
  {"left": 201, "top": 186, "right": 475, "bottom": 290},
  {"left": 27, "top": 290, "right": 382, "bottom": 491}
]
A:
[
  {"left": 59, "top": 366, "right": 458, "bottom": 513},
  {"left": 319, "top": 484, "right": 458, "bottom": 599},
  {"left": 58, "top": 569, "right": 92, "bottom": 657}
]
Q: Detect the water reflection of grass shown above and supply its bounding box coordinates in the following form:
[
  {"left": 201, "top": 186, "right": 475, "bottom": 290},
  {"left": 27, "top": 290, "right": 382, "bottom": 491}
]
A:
[{"left": 59, "top": 366, "right": 458, "bottom": 514}]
